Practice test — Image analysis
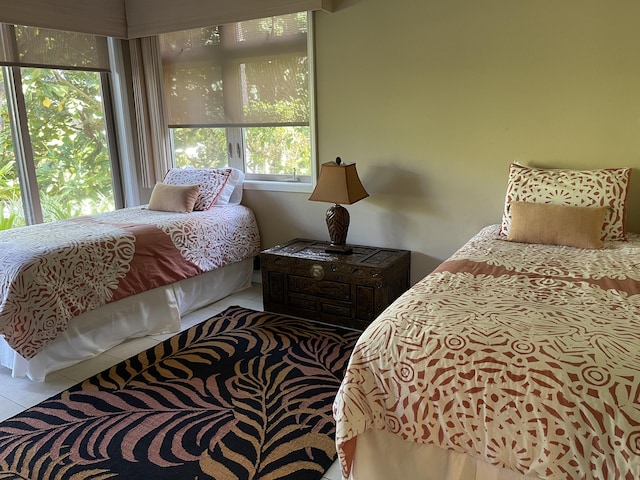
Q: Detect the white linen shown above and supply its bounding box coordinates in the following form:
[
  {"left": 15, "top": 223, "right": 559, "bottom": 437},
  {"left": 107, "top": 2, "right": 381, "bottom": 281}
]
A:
[{"left": 0, "top": 258, "right": 253, "bottom": 381}]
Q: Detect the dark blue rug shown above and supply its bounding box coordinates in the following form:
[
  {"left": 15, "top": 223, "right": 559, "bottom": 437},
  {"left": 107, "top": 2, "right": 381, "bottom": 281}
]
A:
[{"left": 0, "top": 306, "right": 360, "bottom": 479}]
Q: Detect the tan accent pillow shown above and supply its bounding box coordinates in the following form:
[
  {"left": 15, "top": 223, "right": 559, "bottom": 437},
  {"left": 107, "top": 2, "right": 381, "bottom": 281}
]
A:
[
  {"left": 148, "top": 183, "right": 200, "bottom": 213},
  {"left": 507, "top": 202, "right": 609, "bottom": 249}
]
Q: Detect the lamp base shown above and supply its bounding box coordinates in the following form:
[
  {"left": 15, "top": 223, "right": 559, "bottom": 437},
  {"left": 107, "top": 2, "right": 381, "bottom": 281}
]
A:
[
  {"left": 325, "top": 204, "right": 352, "bottom": 254},
  {"left": 325, "top": 243, "right": 353, "bottom": 254}
]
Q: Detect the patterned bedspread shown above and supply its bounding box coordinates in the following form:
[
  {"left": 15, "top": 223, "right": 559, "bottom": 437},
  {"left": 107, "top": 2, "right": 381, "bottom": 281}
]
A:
[
  {"left": 334, "top": 225, "right": 640, "bottom": 479},
  {"left": 0, "top": 205, "right": 261, "bottom": 360}
]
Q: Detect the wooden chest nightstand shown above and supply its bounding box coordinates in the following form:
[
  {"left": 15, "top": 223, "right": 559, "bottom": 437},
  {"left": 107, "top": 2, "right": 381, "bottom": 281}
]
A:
[{"left": 261, "top": 239, "right": 411, "bottom": 330}]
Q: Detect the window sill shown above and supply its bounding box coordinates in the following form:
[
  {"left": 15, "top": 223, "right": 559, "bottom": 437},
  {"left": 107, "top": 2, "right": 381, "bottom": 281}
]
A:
[{"left": 243, "top": 180, "right": 313, "bottom": 194}]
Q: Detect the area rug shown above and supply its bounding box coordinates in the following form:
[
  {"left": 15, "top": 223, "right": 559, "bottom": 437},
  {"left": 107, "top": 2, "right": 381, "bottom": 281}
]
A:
[{"left": 0, "top": 306, "right": 361, "bottom": 480}]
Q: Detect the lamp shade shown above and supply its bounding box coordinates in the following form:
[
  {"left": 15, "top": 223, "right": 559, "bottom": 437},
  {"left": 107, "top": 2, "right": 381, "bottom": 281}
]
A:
[{"left": 308, "top": 159, "right": 369, "bottom": 205}]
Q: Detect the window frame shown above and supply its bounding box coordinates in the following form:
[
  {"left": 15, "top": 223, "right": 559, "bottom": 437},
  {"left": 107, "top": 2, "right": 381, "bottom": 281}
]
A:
[
  {"left": 3, "top": 67, "right": 124, "bottom": 225},
  {"left": 0, "top": 24, "right": 125, "bottom": 226}
]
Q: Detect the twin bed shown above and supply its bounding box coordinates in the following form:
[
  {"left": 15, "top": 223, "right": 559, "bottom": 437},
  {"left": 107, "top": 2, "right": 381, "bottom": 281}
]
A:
[
  {"left": 0, "top": 167, "right": 261, "bottom": 381},
  {"left": 334, "top": 164, "right": 639, "bottom": 479}
]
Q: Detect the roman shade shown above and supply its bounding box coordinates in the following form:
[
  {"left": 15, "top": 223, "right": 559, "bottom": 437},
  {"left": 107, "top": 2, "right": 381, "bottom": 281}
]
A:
[
  {"left": 0, "top": 0, "right": 128, "bottom": 39},
  {"left": 126, "top": 0, "right": 333, "bottom": 38},
  {"left": 0, "top": 0, "right": 333, "bottom": 39},
  {"left": 0, "top": 23, "right": 109, "bottom": 71},
  {"left": 160, "top": 13, "right": 309, "bottom": 129}
]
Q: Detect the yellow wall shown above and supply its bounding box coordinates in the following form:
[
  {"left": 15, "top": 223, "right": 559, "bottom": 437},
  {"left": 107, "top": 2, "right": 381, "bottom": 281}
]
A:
[{"left": 243, "top": 0, "right": 640, "bottom": 283}]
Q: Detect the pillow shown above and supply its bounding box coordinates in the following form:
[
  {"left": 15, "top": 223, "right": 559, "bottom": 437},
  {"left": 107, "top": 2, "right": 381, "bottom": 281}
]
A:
[
  {"left": 506, "top": 202, "right": 609, "bottom": 249},
  {"left": 501, "top": 163, "right": 631, "bottom": 241},
  {"left": 147, "top": 183, "right": 200, "bottom": 213},
  {"left": 215, "top": 168, "right": 245, "bottom": 206},
  {"left": 163, "top": 168, "right": 233, "bottom": 210}
]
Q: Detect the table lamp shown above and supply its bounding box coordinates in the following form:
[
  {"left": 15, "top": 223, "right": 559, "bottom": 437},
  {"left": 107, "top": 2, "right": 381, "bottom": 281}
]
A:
[{"left": 309, "top": 157, "right": 369, "bottom": 254}]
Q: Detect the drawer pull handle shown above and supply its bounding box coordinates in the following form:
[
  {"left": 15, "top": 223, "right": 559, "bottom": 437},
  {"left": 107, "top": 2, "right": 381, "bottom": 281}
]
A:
[{"left": 310, "top": 264, "right": 324, "bottom": 279}]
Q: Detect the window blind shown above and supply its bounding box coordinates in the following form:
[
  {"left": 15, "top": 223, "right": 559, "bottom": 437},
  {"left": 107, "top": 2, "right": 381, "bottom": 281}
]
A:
[
  {"left": 160, "top": 13, "right": 309, "bottom": 129},
  {"left": 0, "top": 24, "right": 109, "bottom": 71},
  {"left": 0, "top": 0, "right": 127, "bottom": 39},
  {"left": 0, "top": 0, "right": 332, "bottom": 39},
  {"left": 126, "top": 0, "right": 331, "bottom": 38}
]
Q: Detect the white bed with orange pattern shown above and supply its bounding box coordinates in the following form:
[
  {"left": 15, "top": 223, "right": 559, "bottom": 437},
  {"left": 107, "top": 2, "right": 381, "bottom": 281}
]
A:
[
  {"left": 334, "top": 164, "right": 639, "bottom": 479},
  {"left": 0, "top": 167, "right": 261, "bottom": 381}
]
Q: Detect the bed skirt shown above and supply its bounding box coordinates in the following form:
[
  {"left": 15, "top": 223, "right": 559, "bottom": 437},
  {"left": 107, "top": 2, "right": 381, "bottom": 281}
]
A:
[
  {"left": 351, "top": 430, "right": 537, "bottom": 480},
  {"left": 0, "top": 258, "right": 253, "bottom": 381}
]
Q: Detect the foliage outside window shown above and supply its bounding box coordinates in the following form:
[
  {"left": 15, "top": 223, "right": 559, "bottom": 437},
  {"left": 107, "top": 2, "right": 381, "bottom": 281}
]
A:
[
  {"left": 0, "top": 25, "right": 118, "bottom": 229},
  {"left": 160, "top": 13, "right": 313, "bottom": 184}
]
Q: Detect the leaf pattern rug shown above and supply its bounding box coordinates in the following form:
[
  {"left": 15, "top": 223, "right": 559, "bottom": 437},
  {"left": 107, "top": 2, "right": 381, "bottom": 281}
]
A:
[{"left": 0, "top": 306, "right": 361, "bottom": 479}]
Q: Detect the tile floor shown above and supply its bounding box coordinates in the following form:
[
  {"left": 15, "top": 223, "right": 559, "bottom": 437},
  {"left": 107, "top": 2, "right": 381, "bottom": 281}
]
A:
[{"left": 0, "top": 283, "right": 343, "bottom": 480}]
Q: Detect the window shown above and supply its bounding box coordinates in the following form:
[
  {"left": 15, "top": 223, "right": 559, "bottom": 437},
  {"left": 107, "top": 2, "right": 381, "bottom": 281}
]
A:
[
  {"left": 0, "top": 24, "right": 121, "bottom": 229},
  {"left": 159, "top": 12, "right": 314, "bottom": 188}
]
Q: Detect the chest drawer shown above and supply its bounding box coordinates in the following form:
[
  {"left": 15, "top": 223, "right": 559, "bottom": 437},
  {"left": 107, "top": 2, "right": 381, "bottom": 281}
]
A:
[{"left": 288, "top": 275, "right": 351, "bottom": 301}]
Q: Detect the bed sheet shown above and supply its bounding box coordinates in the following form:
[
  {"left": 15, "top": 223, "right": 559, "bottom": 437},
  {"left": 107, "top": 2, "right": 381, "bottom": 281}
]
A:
[{"left": 334, "top": 225, "right": 640, "bottom": 479}]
